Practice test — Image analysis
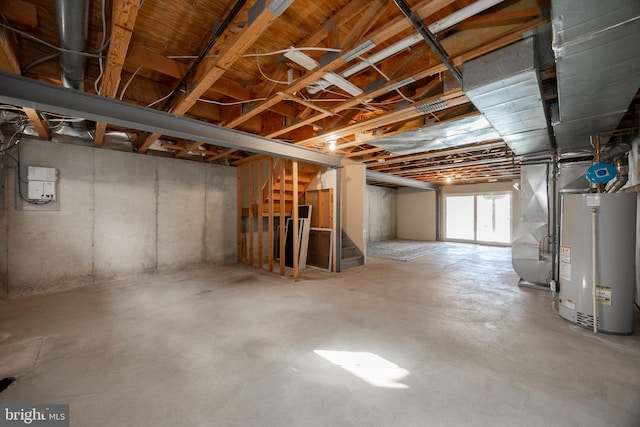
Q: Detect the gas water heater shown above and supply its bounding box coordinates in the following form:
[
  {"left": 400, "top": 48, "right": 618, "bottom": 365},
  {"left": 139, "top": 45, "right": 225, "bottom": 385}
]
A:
[{"left": 558, "top": 193, "right": 637, "bottom": 334}]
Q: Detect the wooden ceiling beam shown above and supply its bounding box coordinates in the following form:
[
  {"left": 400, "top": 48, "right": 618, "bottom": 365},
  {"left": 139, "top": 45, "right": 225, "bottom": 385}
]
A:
[
  {"left": 266, "top": 18, "right": 543, "bottom": 146},
  {"left": 227, "top": 0, "right": 458, "bottom": 130},
  {"left": 341, "top": 0, "right": 390, "bottom": 48},
  {"left": 98, "top": 0, "right": 140, "bottom": 98},
  {"left": 345, "top": 146, "right": 385, "bottom": 158},
  {"left": 126, "top": 44, "right": 187, "bottom": 80},
  {"left": 393, "top": 157, "right": 517, "bottom": 175},
  {"left": 139, "top": 0, "right": 289, "bottom": 153},
  {"left": 126, "top": 44, "right": 297, "bottom": 119},
  {"left": 95, "top": 0, "right": 141, "bottom": 147},
  {"left": 277, "top": 92, "right": 333, "bottom": 116},
  {"left": 453, "top": 8, "right": 540, "bottom": 31},
  {"left": 175, "top": 141, "right": 203, "bottom": 158},
  {"left": 249, "top": 0, "right": 372, "bottom": 97},
  {"left": 0, "top": 0, "right": 38, "bottom": 28},
  {"left": 366, "top": 140, "right": 505, "bottom": 168},
  {"left": 297, "top": 0, "right": 373, "bottom": 48},
  {"left": 390, "top": 44, "right": 430, "bottom": 81},
  {"left": 296, "top": 90, "right": 468, "bottom": 148},
  {"left": 206, "top": 148, "right": 239, "bottom": 163},
  {"left": 375, "top": 151, "right": 512, "bottom": 173},
  {"left": 0, "top": 27, "right": 20, "bottom": 74},
  {"left": 22, "top": 108, "right": 49, "bottom": 139}
]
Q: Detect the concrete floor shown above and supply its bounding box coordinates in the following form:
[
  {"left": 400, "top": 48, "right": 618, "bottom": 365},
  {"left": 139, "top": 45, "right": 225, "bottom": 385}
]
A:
[{"left": 1, "top": 243, "right": 639, "bottom": 426}]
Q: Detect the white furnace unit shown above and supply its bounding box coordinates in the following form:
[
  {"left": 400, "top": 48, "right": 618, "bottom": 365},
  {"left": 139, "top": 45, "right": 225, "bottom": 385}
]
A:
[{"left": 557, "top": 193, "right": 637, "bottom": 334}]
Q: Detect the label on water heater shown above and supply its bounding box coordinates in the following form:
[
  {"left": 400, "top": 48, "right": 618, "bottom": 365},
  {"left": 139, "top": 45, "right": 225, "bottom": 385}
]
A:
[
  {"left": 586, "top": 194, "right": 601, "bottom": 207},
  {"left": 562, "top": 299, "right": 575, "bottom": 310},
  {"left": 560, "top": 246, "right": 571, "bottom": 264},
  {"left": 595, "top": 286, "right": 612, "bottom": 305}
]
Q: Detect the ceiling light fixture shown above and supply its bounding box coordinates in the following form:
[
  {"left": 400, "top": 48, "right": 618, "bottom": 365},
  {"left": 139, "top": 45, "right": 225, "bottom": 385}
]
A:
[
  {"left": 328, "top": 140, "right": 337, "bottom": 151},
  {"left": 445, "top": 177, "right": 452, "bottom": 183}
]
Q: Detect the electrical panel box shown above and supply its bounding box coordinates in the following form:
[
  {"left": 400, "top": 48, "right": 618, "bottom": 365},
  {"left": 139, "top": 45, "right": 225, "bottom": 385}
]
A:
[
  {"left": 23, "top": 166, "right": 58, "bottom": 202},
  {"left": 27, "top": 166, "right": 57, "bottom": 182}
]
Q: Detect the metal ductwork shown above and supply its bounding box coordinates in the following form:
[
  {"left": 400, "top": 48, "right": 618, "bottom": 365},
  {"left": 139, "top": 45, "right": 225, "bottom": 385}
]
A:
[
  {"left": 551, "top": 0, "right": 640, "bottom": 153},
  {"left": 55, "top": 0, "right": 89, "bottom": 90},
  {"left": 463, "top": 36, "right": 553, "bottom": 156},
  {"left": 512, "top": 162, "right": 553, "bottom": 285}
]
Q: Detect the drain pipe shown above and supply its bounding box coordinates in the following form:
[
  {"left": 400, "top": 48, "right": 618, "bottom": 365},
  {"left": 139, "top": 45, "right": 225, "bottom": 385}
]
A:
[
  {"left": 591, "top": 207, "right": 598, "bottom": 334},
  {"left": 55, "top": 0, "right": 89, "bottom": 90},
  {"left": 550, "top": 152, "right": 559, "bottom": 284}
]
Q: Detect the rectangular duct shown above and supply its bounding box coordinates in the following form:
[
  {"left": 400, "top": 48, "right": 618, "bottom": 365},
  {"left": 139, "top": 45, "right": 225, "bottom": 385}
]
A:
[
  {"left": 551, "top": 0, "right": 640, "bottom": 153},
  {"left": 512, "top": 163, "right": 552, "bottom": 285},
  {"left": 463, "top": 37, "right": 551, "bottom": 156}
]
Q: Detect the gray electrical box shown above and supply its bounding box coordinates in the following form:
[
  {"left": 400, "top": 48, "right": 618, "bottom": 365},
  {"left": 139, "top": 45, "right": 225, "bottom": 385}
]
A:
[
  {"left": 17, "top": 165, "right": 60, "bottom": 211},
  {"left": 23, "top": 166, "right": 57, "bottom": 202}
]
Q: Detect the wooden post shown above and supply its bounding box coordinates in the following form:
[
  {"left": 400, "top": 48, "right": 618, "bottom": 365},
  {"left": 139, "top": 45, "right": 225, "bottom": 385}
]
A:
[
  {"left": 237, "top": 164, "right": 243, "bottom": 263},
  {"left": 258, "top": 159, "right": 264, "bottom": 270},
  {"left": 279, "top": 160, "right": 286, "bottom": 275},
  {"left": 318, "top": 190, "right": 324, "bottom": 228},
  {"left": 268, "top": 158, "right": 274, "bottom": 273},
  {"left": 248, "top": 162, "right": 254, "bottom": 267},
  {"left": 292, "top": 160, "right": 299, "bottom": 281}
]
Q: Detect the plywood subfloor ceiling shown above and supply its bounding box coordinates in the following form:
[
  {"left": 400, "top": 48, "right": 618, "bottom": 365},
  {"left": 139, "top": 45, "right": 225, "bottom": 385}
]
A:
[{"left": 0, "top": 0, "right": 555, "bottom": 185}]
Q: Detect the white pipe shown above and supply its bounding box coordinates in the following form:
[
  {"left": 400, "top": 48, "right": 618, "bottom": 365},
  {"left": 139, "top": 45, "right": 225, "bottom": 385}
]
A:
[
  {"left": 591, "top": 208, "right": 598, "bottom": 334},
  {"left": 428, "top": 0, "right": 506, "bottom": 34},
  {"left": 342, "top": 0, "right": 506, "bottom": 79}
]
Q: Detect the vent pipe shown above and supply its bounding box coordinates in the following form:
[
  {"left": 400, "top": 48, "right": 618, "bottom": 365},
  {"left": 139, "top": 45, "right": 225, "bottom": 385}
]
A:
[
  {"left": 606, "top": 156, "right": 629, "bottom": 193},
  {"left": 55, "top": 0, "right": 89, "bottom": 90}
]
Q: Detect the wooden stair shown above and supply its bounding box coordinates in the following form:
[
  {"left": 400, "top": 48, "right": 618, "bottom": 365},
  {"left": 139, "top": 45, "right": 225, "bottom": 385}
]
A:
[
  {"left": 261, "top": 161, "right": 320, "bottom": 214},
  {"left": 341, "top": 230, "right": 364, "bottom": 270}
]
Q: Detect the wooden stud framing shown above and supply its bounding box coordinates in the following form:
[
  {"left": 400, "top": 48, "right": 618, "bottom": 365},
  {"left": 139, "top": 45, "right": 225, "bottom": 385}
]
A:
[
  {"left": 237, "top": 164, "right": 244, "bottom": 263},
  {"left": 318, "top": 190, "right": 324, "bottom": 229},
  {"left": 279, "top": 160, "right": 286, "bottom": 275},
  {"left": 292, "top": 161, "right": 299, "bottom": 281},
  {"left": 257, "top": 159, "right": 264, "bottom": 270},
  {"left": 248, "top": 162, "right": 255, "bottom": 267},
  {"left": 268, "top": 158, "right": 275, "bottom": 273}
]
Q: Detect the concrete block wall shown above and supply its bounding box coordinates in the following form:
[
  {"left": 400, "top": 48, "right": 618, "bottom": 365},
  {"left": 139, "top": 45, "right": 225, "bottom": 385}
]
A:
[
  {"left": 0, "top": 139, "right": 236, "bottom": 298},
  {"left": 365, "top": 185, "right": 397, "bottom": 243}
]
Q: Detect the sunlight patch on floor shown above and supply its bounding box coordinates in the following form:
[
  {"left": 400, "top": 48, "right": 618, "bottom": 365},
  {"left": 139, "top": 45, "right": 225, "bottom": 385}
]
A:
[{"left": 314, "top": 350, "right": 410, "bottom": 389}]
